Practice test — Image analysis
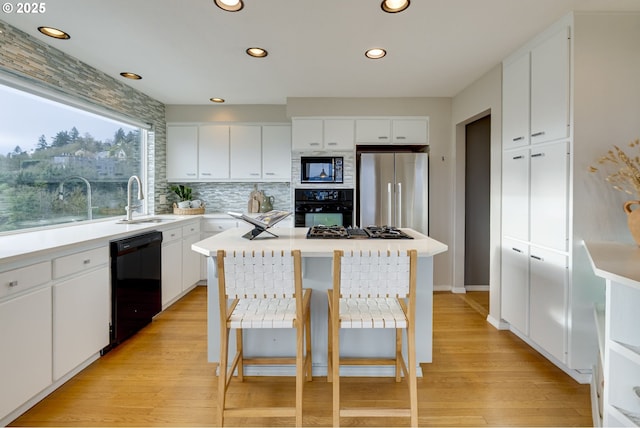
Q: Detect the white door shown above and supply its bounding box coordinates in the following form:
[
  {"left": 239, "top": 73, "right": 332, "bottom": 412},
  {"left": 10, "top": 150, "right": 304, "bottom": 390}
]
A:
[
  {"left": 392, "top": 119, "right": 428, "bottom": 144},
  {"left": 162, "top": 234, "right": 183, "bottom": 308},
  {"left": 502, "top": 148, "right": 530, "bottom": 241},
  {"left": 500, "top": 239, "right": 529, "bottom": 335},
  {"left": 529, "top": 247, "right": 568, "bottom": 364},
  {"left": 502, "top": 52, "right": 530, "bottom": 149},
  {"left": 262, "top": 125, "right": 292, "bottom": 180},
  {"left": 324, "top": 119, "right": 354, "bottom": 150},
  {"left": 530, "top": 27, "right": 570, "bottom": 144},
  {"left": 355, "top": 119, "right": 391, "bottom": 144},
  {"left": 230, "top": 125, "right": 261, "bottom": 179},
  {"left": 529, "top": 141, "right": 569, "bottom": 251},
  {"left": 199, "top": 125, "right": 229, "bottom": 180},
  {"left": 166, "top": 125, "right": 198, "bottom": 180},
  {"left": 292, "top": 119, "right": 323, "bottom": 150}
]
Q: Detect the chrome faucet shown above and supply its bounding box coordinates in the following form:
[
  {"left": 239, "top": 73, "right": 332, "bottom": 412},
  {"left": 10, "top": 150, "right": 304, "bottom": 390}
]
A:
[
  {"left": 125, "top": 175, "right": 144, "bottom": 221},
  {"left": 58, "top": 175, "right": 93, "bottom": 220}
]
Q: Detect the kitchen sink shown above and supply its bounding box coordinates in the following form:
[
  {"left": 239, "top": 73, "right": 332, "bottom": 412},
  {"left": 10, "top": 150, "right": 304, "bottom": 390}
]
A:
[{"left": 115, "top": 217, "right": 169, "bottom": 224}]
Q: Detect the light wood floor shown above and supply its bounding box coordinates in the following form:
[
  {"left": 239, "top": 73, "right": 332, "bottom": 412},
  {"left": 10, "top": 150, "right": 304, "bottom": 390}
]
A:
[{"left": 10, "top": 287, "right": 592, "bottom": 427}]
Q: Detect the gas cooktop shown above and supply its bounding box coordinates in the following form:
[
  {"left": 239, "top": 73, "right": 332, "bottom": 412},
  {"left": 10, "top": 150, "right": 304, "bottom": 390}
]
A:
[{"left": 306, "top": 225, "right": 413, "bottom": 240}]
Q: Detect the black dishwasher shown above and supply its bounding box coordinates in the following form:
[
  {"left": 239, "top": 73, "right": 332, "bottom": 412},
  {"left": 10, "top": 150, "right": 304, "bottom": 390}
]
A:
[{"left": 104, "top": 231, "right": 162, "bottom": 354}]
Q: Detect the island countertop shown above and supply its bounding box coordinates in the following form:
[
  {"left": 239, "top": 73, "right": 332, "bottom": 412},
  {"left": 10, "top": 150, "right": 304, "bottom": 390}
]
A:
[{"left": 191, "top": 226, "right": 448, "bottom": 258}]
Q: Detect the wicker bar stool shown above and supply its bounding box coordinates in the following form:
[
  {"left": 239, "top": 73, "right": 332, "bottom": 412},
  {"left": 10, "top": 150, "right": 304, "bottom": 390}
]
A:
[
  {"left": 328, "top": 249, "right": 418, "bottom": 427},
  {"left": 215, "top": 249, "right": 312, "bottom": 426}
]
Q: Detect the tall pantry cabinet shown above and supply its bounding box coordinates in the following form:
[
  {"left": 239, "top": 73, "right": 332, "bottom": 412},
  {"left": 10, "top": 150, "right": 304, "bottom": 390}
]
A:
[{"left": 500, "top": 13, "right": 589, "bottom": 380}]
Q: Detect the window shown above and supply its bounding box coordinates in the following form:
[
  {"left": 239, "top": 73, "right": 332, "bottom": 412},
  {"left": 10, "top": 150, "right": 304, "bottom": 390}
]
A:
[{"left": 0, "top": 82, "right": 147, "bottom": 233}]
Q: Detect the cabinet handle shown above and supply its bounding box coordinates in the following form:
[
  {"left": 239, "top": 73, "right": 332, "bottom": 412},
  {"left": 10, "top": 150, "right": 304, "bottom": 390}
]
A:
[
  {"left": 531, "top": 153, "right": 545, "bottom": 158},
  {"left": 512, "top": 155, "right": 524, "bottom": 160},
  {"left": 378, "top": 136, "right": 389, "bottom": 140},
  {"left": 327, "top": 142, "right": 337, "bottom": 146},
  {"left": 396, "top": 136, "right": 406, "bottom": 140},
  {"left": 186, "top": 173, "right": 196, "bottom": 176},
  {"left": 310, "top": 142, "right": 320, "bottom": 146},
  {"left": 531, "top": 131, "right": 546, "bottom": 137},
  {"left": 83, "top": 259, "right": 91, "bottom": 265},
  {"left": 265, "top": 172, "right": 275, "bottom": 176},
  {"left": 201, "top": 173, "right": 212, "bottom": 176},
  {"left": 511, "top": 247, "right": 522, "bottom": 253},
  {"left": 250, "top": 173, "right": 260, "bottom": 176},
  {"left": 512, "top": 136, "right": 525, "bottom": 142},
  {"left": 9, "top": 280, "right": 18, "bottom": 287},
  {"left": 530, "top": 255, "right": 544, "bottom": 261}
]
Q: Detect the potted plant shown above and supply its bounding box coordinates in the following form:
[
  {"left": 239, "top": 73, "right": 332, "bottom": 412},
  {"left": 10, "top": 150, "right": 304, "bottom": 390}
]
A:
[{"left": 170, "top": 184, "right": 192, "bottom": 208}]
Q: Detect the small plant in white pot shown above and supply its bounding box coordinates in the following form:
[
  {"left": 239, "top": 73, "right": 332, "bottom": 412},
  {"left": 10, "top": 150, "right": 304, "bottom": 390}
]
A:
[{"left": 170, "top": 184, "right": 192, "bottom": 208}]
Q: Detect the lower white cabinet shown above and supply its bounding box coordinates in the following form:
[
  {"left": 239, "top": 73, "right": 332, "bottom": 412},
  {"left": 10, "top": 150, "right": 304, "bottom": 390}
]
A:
[
  {"left": 500, "top": 239, "right": 529, "bottom": 334},
  {"left": 0, "top": 286, "right": 52, "bottom": 420},
  {"left": 181, "top": 222, "right": 202, "bottom": 291},
  {"left": 162, "top": 227, "right": 183, "bottom": 308},
  {"left": 53, "top": 267, "right": 109, "bottom": 380}
]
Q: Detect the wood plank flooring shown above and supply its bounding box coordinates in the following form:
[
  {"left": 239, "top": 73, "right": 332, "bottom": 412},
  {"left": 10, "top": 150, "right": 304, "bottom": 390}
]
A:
[{"left": 10, "top": 287, "right": 592, "bottom": 427}]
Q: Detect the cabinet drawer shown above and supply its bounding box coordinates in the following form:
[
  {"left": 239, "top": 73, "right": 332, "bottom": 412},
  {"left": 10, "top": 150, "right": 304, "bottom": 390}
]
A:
[
  {"left": 203, "top": 219, "right": 238, "bottom": 233},
  {"left": 163, "top": 227, "right": 183, "bottom": 243},
  {"left": 0, "top": 261, "right": 51, "bottom": 299},
  {"left": 182, "top": 222, "right": 201, "bottom": 236},
  {"left": 53, "top": 247, "right": 108, "bottom": 279}
]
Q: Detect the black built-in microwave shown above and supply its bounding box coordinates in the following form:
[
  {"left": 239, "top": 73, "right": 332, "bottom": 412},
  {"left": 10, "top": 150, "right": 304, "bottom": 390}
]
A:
[{"left": 300, "top": 156, "right": 343, "bottom": 183}]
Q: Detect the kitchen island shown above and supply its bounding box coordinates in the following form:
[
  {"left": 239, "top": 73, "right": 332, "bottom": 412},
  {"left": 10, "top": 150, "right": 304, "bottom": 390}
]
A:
[{"left": 191, "top": 226, "right": 447, "bottom": 377}]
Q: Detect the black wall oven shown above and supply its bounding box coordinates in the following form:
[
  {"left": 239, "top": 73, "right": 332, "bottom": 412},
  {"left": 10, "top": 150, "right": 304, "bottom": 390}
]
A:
[{"left": 294, "top": 188, "right": 354, "bottom": 227}]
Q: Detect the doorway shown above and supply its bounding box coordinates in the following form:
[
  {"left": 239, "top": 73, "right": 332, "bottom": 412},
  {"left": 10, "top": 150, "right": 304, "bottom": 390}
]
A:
[{"left": 464, "top": 115, "right": 491, "bottom": 298}]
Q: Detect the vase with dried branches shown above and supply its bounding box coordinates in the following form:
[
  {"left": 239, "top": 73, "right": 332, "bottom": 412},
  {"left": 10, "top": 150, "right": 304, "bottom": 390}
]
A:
[{"left": 590, "top": 139, "right": 640, "bottom": 245}]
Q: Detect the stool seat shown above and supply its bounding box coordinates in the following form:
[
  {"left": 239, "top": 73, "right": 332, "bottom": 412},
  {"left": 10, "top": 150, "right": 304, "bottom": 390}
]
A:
[{"left": 338, "top": 297, "right": 407, "bottom": 329}]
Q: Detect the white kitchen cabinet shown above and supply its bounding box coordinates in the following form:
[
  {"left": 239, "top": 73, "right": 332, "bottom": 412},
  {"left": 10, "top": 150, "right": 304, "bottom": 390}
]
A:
[
  {"left": 181, "top": 222, "right": 202, "bottom": 291},
  {"left": 530, "top": 27, "right": 570, "bottom": 144},
  {"left": 500, "top": 239, "right": 529, "bottom": 335},
  {"left": 230, "top": 125, "right": 262, "bottom": 180},
  {"left": 392, "top": 119, "right": 428, "bottom": 144},
  {"left": 162, "top": 226, "right": 183, "bottom": 308},
  {"left": 0, "top": 286, "right": 52, "bottom": 421},
  {"left": 262, "top": 125, "right": 292, "bottom": 181},
  {"left": 501, "top": 147, "right": 530, "bottom": 241},
  {"left": 199, "top": 125, "right": 229, "bottom": 180},
  {"left": 52, "top": 246, "right": 110, "bottom": 380},
  {"left": 292, "top": 118, "right": 354, "bottom": 151},
  {"left": 502, "top": 52, "right": 530, "bottom": 149},
  {"left": 529, "top": 142, "right": 569, "bottom": 251},
  {"left": 529, "top": 247, "right": 568, "bottom": 364},
  {"left": 355, "top": 119, "right": 391, "bottom": 144},
  {"left": 53, "top": 267, "right": 109, "bottom": 380},
  {"left": 166, "top": 125, "right": 198, "bottom": 180}
]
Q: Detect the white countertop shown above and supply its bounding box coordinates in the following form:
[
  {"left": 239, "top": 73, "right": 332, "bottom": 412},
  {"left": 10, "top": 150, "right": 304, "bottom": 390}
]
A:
[
  {"left": 585, "top": 241, "right": 640, "bottom": 289},
  {"left": 192, "top": 226, "right": 448, "bottom": 258},
  {"left": 0, "top": 215, "right": 201, "bottom": 265}
]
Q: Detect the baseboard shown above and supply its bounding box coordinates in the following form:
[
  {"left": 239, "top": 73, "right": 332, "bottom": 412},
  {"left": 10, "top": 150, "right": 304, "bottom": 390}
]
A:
[
  {"left": 451, "top": 286, "right": 466, "bottom": 294},
  {"left": 465, "top": 285, "right": 490, "bottom": 291},
  {"left": 229, "top": 364, "right": 424, "bottom": 378},
  {"left": 487, "top": 315, "right": 509, "bottom": 330}
]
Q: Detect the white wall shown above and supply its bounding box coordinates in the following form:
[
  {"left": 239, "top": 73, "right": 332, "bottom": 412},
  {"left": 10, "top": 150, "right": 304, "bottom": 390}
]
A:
[{"left": 451, "top": 65, "right": 503, "bottom": 325}]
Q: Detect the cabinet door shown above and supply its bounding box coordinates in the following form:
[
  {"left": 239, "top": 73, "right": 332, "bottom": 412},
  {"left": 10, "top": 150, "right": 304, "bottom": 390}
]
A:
[
  {"left": 392, "top": 119, "right": 428, "bottom": 144},
  {"left": 500, "top": 239, "right": 529, "bottom": 334},
  {"left": 230, "top": 125, "right": 261, "bottom": 179},
  {"left": 199, "top": 125, "right": 229, "bottom": 180},
  {"left": 324, "top": 119, "right": 355, "bottom": 150},
  {"left": 530, "top": 142, "right": 569, "bottom": 251},
  {"left": 355, "top": 119, "right": 391, "bottom": 144},
  {"left": 166, "top": 125, "right": 198, "bottom": 180},
  {"left": 502, "top": 53, "right": 530, "bottom": 149},
  {"left": 530, "top": 27, "right": 570, "bottom": 144},
  {"left": 0, "top": 287, "right": 52, "bottom": 420},
  {"left": 53, "top": 267, "right": 109, "bottom": 380},
  {"left": 162, "top": 239, "right": 182, "bottom": 308},
  {"left": 529, "top": 247, "right": 567, "bottom": 363},
  {"left": 262, "top": 125, "right": 292, "bottom": 180},
  {"left": 182, "top": 233, "right": 202, "bottom": 291},
  {"left": 502, "top": 148, "right": 529, "bottom": 241},
  {"left": 292, "top": 119, "right": 323, "bottom": 150}
]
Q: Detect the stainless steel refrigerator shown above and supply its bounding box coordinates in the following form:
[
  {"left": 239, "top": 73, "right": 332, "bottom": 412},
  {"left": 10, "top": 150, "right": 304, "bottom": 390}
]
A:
[{"left": 358, "top": 151, "right": 428, "bottom": 234}]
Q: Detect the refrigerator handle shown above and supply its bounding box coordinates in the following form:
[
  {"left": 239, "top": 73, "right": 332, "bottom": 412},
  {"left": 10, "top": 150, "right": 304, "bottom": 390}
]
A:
[
  {"left": 387, "top": 182, "right": 392, "bottom": 225},
  {"left": 397, "top": 182, "right": 402, "bottom": 228}
]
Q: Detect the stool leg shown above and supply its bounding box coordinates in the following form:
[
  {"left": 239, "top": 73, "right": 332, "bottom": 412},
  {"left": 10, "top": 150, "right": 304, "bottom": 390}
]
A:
[
  {"left": 332, "top": 318, "right": 340, "bottom": 427},
  {"left": 395, "top": 327, "right": 402, "bottom": 382},
  {"left": 296, "top": 319, "right": 304, "bottom": 427},
  {"left": 408, "top": 323, "right": 418, "bottom": 427},
  {"left": 236, "top": 329, "right": 244, "bottom": 381},
  {"left": 218, "top": 326, "right": 230, "bottom": 427},
  {"left": 306, "top": 306, "right": 313, "bottom": 381}
]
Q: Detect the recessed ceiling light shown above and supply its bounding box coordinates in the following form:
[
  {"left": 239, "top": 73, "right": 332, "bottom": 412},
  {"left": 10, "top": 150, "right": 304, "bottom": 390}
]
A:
[
  {"left": 365, "top": 48, "right": 387, "bottom": 59},
  {"left": 381, "top": 0, "right": 410, "bottom": 13},
  {"left": 210, "top": 97, "right": 225, "bottom": 103},
  {"left": 37, "top": 26, "right": 70, "bottom": 40},
  {"left": 246, "top": 47, "right": 268, "bottom": 58},
  {"left": 120, "top": 72, "right": 142, "bottom": 80},
  {"left": 214, "top": 0, "right": 244, "bottom": 12}
]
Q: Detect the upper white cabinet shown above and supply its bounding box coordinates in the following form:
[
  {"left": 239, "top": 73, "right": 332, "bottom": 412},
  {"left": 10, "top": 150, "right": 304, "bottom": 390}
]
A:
[
  {"left": 530, "top": 27, "right": 570, "bottom": 144},
  {"left": 199, "top": 125, "right": 230, "bottom": 180},
  {"left": 356, "top": 118, "right": 428, "bottom": 145},
  {"left": 502, "top": 53, "right": 530, "bottom": 149},
  {"left": 292, "top": 118, "right": 354, "bottom": 151},
  {"left": 166, "top": 125, "right": 198, "bottom": 181},
  {"left": 262, "top": 125, "right": 292, "bottom": 181},
  {"left": 167, "top": 124, "right": 291, "bottom": 182},
  {"left": 501, "top": 147, "right": 530, "bottom": 241},
  {"left": 230, "top": 125, "right": 262, "bottom": 180}
]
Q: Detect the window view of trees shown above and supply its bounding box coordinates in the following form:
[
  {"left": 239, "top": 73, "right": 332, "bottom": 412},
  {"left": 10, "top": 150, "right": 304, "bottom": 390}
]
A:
[{"left": 0, "top": 83, "right": 144, "bottom": 233}]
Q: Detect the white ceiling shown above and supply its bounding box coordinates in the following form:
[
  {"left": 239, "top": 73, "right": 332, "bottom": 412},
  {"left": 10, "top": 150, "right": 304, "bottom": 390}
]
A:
[{"left": 3, "top": 0, "right": 640, "bottom": 105}]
